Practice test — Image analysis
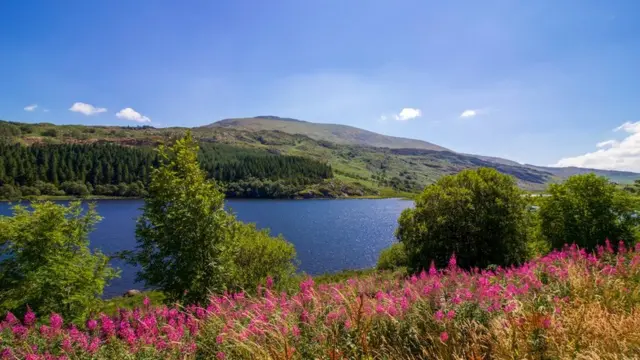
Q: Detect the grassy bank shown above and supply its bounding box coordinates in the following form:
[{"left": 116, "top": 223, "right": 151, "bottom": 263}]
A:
[{"left": 2, "top": 244, "right": 639, "bottom": 359}]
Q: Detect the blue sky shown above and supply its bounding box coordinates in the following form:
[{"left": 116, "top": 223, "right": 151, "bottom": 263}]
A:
[{"left": 2, "top": 0, "right": 640, "bottom": 169}]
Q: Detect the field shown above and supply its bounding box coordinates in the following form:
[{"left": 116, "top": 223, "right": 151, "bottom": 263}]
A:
[{"left": 2, "top": 242, "right": 639, "bottom": 359}]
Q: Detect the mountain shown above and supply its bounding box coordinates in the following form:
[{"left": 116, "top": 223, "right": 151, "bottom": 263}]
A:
[
  {"left": 2, "top": 118, "right": 639, "bottom": 196},
  {"left": 205, "top": 116, "right": 449, "bottom": 151}
]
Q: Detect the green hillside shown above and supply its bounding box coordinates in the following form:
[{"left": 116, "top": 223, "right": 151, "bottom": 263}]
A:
[
  {"left": 1, "top": 118, "right": 639, "bottom": 198},
  {"left": 206, "top": 116, "right": 449, "bottom": 151}
]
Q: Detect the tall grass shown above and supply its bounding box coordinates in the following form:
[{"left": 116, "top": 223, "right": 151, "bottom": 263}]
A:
[{"left": 2, "top": 241, "right": 639, "bottom": 359}]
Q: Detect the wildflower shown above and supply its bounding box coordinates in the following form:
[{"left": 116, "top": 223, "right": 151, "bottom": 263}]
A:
[
  {"left": 266, "top": 276, "right": 274, "bottom": 289},
  {"left": 12, "top": 325, "right": 28, "bottom": 339},
  {"left": 448, "top": 253, "right": 457, "bottom": 268},
  {"left": 216, "top": 352, "right": 226, "bottom": 360},
  {"left": 1, "top": 348, "right": 13, "bottom": 359},
  {"left": 4, "top": 312, "right": 18, "bottom": 325},
  {"left": 434, "top": 310, "right": 444, "bottom": 321},
  {"left": 50, "top": 313, "right": 63, "bottom": 330},
  {"left": 292, "top": 325, "right": 301, "bottom": 337},
  {"left": 440, "top": 331, "right": 449, "bottom": 342},
  {"left": 86, "top": 319, "right": 97, "bottom": 331},
  {"left": 446, "top": 310, "right": 455, "bottom": 320},
  {"left": 24, "top": 306, "right": 36, "bottom": 326},
  {"left": 143, "top": 297, "right": 151, "bottom": 307},
  {"left": 429, "top": 261, "right": 437, "bottom": 275}
]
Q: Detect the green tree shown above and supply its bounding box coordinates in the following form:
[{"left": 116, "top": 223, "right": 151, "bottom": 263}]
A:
[
  {"left": 132, "top": 132, "right": 238, "bottom": 304},
  {"left": 396, "top": 168, "right": 529, "bottom": 271},
  {"left": 539, "top": 174, "right": 639, "bottom": 251},
  {"left": 0, "top": 202, "right": 118, "bottom": 320}
]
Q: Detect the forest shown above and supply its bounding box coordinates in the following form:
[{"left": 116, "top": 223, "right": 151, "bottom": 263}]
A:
[{"left": 0, "top": 142, "right": 333, "bottom": 199}]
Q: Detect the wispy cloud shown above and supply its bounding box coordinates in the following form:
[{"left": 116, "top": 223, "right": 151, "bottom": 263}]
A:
[
  {"left": 24, "top": 104, "right": 38, "bottom": 112},
  {"left": 69, "top": 102, "right": 107, "bottom": 115},
  {"left": 554, "top": 120, "right": 640, "bottom": 171},
  {"left": 460, "top": 109, "right": 477, "bottom": 118},
  {"left": 116, "top": 108, "right": 151, "bottom": 123}
]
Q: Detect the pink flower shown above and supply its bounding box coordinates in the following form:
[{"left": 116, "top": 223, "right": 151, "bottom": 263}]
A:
[
  {"left": 50, "top": 313, "right": 63, "bottom": 330},
  {"left": 24, "top": 307, "right": 36, "bottom": 326},
  {"left": 446, "top": 310, "right": 455, "bottom": 320},
  {"left": 12, "top": 325, "right": 28, "bottom": 339},
  {"left": 440, "top": 331, "right": 449, "bottom": 342},
  {"left": 292, "top": 325, "right": 301, "bottom": 337},
  {"left": 448, "top": 253, "right": 457, "bottom": 268},
  {"left": 4, "top": 312, "right": 18, "bottom": 325},
  {"left": 266, "top": 276, "right": 274, "bottom": 289},
  {"left": 216, "top": 352, "right": 226, "bottom": 360},
  {"left": 434, "top": 310, "right": 444, "bottom": 321},
  {"left": 143, "top": 297, "right": 151, "bottom": 307},
  {"left": 1, "top": 348, "right": 13, "bottom": 359}
]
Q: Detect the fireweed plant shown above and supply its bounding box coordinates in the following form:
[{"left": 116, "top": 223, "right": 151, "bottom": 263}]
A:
[{"left": 1, "top": 241, "right": 639, "bottom": 359}]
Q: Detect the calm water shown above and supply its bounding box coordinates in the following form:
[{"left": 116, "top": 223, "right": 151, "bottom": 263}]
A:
[{"left": 0, "top": 199, "right": 413, "bottom": 298}]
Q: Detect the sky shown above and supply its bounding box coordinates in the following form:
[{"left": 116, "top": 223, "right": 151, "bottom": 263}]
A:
[{"left": 2, "top": 0, "right": 640, "bottom": 170}]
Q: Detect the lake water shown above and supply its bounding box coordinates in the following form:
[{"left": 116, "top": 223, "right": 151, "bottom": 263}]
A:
[{"left": 0, "top": 199, "right": 413, "bottom": 298}]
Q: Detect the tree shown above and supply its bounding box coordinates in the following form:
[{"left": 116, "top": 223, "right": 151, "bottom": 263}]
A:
[
  {"left": 0, "top": 202, "right": 118, "bottom": 320},
  {"left": 539, "top": 174, "right": 639, "bottom": 251},
  {"left": 132, "top": 132, "right": 238, "bottom": 304},
  {"left": 396, "top": 168, "right": 529, "bottom": 271}
]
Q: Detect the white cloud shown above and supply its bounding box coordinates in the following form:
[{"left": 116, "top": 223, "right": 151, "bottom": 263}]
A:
[
  {"left": 596, "top": 140, "right": 618, "bottom": 148},
  {"left": 116, "top": 107, "right": 151, "bottom": 123},
  {"left": 460, "top": 109, "right": 477, "bottom": 118},
  {"left": 24, "top": 104, "right": 38, "bottom": 111},
  {"left": 393, "top": 108, "right": 422, "bottom": 121},
  {"left": 554, "top": 121, "right": 640, "bottom": 171},
  {"left": 69, "top": 102, "right": 107, "bottom": 115}
]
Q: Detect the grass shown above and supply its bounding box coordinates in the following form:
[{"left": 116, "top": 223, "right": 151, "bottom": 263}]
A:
[{"left": 2, "top": 242, "right": 639, "bottom": 359}]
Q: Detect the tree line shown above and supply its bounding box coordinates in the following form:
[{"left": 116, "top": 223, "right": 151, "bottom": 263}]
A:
[{"left": 0, "top": 142, "right": 333, "bottom": 199}]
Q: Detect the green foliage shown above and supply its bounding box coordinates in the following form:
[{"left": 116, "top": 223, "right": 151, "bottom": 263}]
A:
[
  {"left": 132, "top": 132, "right": 239, "bottom": 304},
  {"left": 0, "top": 184, "right": 22, "bottom": 200},
  {"left": 60, "top": 181, "right": 90, "bottom": 196},
  {"left": 41, "top": 128, "right": 58, "bottom": 137},
  {"left": 227, "top": 222, "right": 297, "bottom": 292},
  {"left": 539, "top": 174, "right": 640, "bottom": 250},
  {"left": 376, "top": 242, "right": 408, "bottom": 270},
  {"left": 0, "top": 201, "right": 118, "bottom": 321},
  {"left": 397, "top": 168, "right": 529, "bottom": 271}
]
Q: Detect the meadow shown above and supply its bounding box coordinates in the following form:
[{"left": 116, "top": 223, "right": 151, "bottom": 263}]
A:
[{"left": 2, "top": 241, "right": 639, "bottom": 359}]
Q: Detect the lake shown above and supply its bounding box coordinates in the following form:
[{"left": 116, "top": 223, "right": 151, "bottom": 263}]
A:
[{"left": 0, "top": 198, "right": 413, "bottom": 298}]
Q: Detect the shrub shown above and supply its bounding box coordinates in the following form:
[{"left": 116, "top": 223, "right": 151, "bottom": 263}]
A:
[
  {"left": 60, "top": 181, "right": 90, "bottom": 196},
  {"left": 19, "top": 186, "right": 40, "bottom": 197},
  {"left": 228, "top": 222, "right": 297, "bottom": 292},
  {"left": 377, "top": 242, "right": 408, "bottom": 270},
  {"left": 0, "top": 201, "right": 118, "bottom": 321},
  {"left": 34, "top": 181, "right": 60, "bottom": 196},
  {"left": 41, "top": 128, "right": 58, "bottom": 137},
  {"left": 397, "top": 167, "right": 529, "bottom": 271},
  {"left": 539, "top": 173, "right": 639, "bottom": 251},
  {"left": 0, "top": 184, "right": 21, "bottom": 200}
]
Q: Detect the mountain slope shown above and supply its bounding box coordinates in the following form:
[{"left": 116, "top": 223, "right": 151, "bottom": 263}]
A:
[
  {"left": 2, "top": 118, "right": 639, "bottom": 195},
  {"left": 205, "top": 116, "right": 449, "bottom": 151}
]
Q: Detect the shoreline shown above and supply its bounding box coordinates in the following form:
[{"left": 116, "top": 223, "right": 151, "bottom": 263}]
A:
[{"left": 1, "top": 194, "right": 416, "bottom": 203}]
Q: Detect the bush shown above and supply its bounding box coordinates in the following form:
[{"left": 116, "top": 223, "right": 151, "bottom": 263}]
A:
[
  {"left": 0, "top": 202, "right": 118, "bottom": 321},
  {"left": 539, "top": 174, "right": 639, "bottom": 251},
  {"left": 376, "top": 242, "right": 408, "bottom": 270},
  {"left": 0, "top": 184, "right": 21, "bottom": 200},
  {"left": 34, "top": 181, "right": 60, "bottom": 195},
  {"left": 20, "top": 186, "right": 41, "bottom": 197},
  {"left": 396, "top": 168, "right": 529, "bottom": 271},
  {"left": 41, "top": 128, "right": 58, "bottom": 137},
  {"left": 228, "top": 222, "right": 297, "bottom": 292},
  {"left": 60, "top": 181, "right": 90, "bottom": 196},
  {"left": 94, "top": 184, "right": 118, "bottom": 196}
]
